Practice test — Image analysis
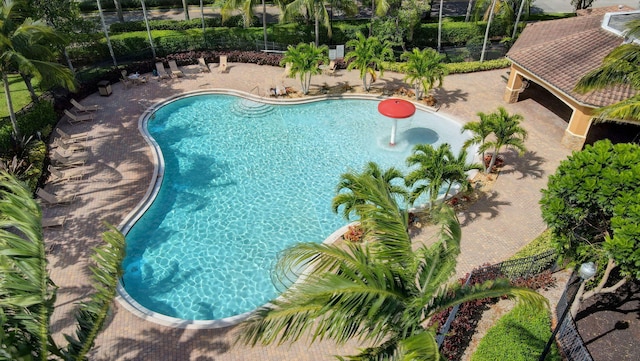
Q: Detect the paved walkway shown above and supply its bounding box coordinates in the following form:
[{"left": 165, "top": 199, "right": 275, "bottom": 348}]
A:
[{"left": 43, "top": 64, "right": 571, "bottom": 360}]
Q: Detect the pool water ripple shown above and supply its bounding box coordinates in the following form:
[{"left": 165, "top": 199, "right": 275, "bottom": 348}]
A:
[{"left": 122, "top": 94, "right": 471, "bottom": 321}]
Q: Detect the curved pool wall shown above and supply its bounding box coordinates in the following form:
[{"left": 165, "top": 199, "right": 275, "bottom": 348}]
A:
[{"left": 115, "top": 90, "right": 477, "bottom": 329}]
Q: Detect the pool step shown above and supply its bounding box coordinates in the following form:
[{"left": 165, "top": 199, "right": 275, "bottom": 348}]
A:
[{"left": 230, "top": 99, "right": 274, "bottom": 118}]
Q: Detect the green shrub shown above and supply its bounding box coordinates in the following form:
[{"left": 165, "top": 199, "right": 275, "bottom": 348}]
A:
[
  {"left": 383, "top": 58, "right": 510, "bottom": 75},
  {"left": 16, "top": 100, "right": 58, "bottom": 140},
  {"left": 471, "top": 303, "right": 561, "bottom": 361},
  {"left": 412, "top": 20, "right": 507, "bottom": 48}
]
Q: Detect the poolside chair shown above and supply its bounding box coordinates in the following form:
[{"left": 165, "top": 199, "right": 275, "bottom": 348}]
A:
[
  {"left": 168, "top": 60, "right": 184, "bottom": 78},
  {"left": 218, "top": 55, "right": 229, "bottom": 73},
  {"left": 324, "top": 60, "right": 337, "bottom": 76},
  {"left": 198, "top": 57, "right": 210, "bottom": 73},
  {"left": 48, "top": 165, "right": 87, "bottom": 182},
  {"left": 42, "top": 215, "right": 67, "bottom": 228},
  {"left": 37, "top": 188, "right": 76, "bottom": 205},
  {"left": 55, "top": 128, "right": 90, "bottom": 142},
  {"left": 51, "top": 150, "right": 88, "bottom": 168},
  {"left": 155, "top": 62, "right": 171, "bottom": 80},
  {"left": 53, "top": 138, "right": 88, "bottom": 153},
  {"left": 70, "top": 99, "right": 102, "bottom": 113},
  {"left": 64, "top": 109, "right": 94, "bottom": 125}
]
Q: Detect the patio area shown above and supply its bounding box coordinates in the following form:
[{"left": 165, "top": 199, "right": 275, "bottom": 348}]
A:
[{"left": 43, "top": 63, "right": 572, "bottom": 360}]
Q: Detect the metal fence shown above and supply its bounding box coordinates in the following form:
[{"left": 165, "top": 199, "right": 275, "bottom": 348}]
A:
[
  {"left": 435, "top": 249, "right": 558, "bottom": 348},
  {"left": 555, "top": 273, "right": 595, "bottom": 361}
]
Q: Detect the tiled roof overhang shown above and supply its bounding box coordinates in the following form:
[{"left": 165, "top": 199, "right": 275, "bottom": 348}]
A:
[{"left": 506, "top": 7, "right": 637, "bottom": 109}]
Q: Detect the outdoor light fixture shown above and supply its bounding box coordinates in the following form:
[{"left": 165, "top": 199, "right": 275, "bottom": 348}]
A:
[{"left": 538, "top": 261, "right": 597, "bottom": 361}]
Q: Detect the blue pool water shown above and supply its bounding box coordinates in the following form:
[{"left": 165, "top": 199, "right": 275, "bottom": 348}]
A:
[{"left": 122, "top": 95, "right": 471, "bottom": 321}]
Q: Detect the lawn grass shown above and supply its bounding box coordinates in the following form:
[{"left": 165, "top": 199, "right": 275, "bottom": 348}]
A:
[
  {"left": 0, "top": 75, "right": 41, "bottom": 118},
  {"left": 471, "top": 303, "right": 561, "bottom": 361}
]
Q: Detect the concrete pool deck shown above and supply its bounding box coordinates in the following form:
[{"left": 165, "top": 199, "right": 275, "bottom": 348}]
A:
[{"left": 42, "top": 63, "right": 572, "bottom": 360}]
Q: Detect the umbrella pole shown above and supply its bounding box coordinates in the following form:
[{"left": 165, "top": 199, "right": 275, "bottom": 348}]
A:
[{"left": 390, "top": 119, "right": 398, "bottom": 146}]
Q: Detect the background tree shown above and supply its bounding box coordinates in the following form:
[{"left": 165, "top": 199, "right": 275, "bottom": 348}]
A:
[
  {"left": 482, "top": 107, "right": 527, "bottom": 173},
  {"left": 238, "top": 164, "right": 546, "bottom": 360},
  {"left": 571, "top": 0, "right": 597, "bottom": 10},
  {"left": 220, "top": 0, "right": 269, "bottom": 49},
  {"left": 112, "top": 0, "right": 125, "bottom": 22},
  {"left": 281, "top": 0, "right": 330, "bottom": 46},
  {"left": 401, "top": 47, "right": 448, "bottom": 100},
  {"left": 344, "top": 33, "right": 394, "bottom": 92},
  {"left": 574, "top": 20, "right": 640, "bottom": 122},
  {"left": 0, "top": 0, "right": 76, "bottom": 139},
  {"left": 281, "top": 42, "right": 328, "bottom": 94},
  {"left": 0, "top": 170, "right": 127, "bottom": 360},
  {"left": 25, "top": 0, "right": 94, "bottom": 73},
  {"left": 540, "top": 140, "right": 640, "bottom": 316},
  {"left": 405, "top": 143, "right": 480, "bottom": 208}
]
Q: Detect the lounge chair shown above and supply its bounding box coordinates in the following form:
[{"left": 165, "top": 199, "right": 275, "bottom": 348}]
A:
[
  {"left": 324, "top": 60, "right": 337, "bottom": 76},
  {"left": 198, "top": 57, "right": 210, "bottom": 73},
  {"left": 42, "top": 215, "right": 67, "bottom": 228},
  {"left": 53, "top": 138, "right": 88, "bottom": 153},
  {"left": 48, "top": 165, "right": 87, "bottom": 182},
  {"left": 37, "top": 188, "right": 76, "bottom": 205},
  {"left": 70, "top": 99, "right": 102, "bottom": 113},
  {"left": 120, "top": 70, "right": 133, "bottom": 89},
  {"left": 168, "top": 60, "right": 184, "bottom": 78},
  {"left": 155, "top": 62, "right": 171, "bottom": 80},
  {"left": 218, "top": 55, "right": 229, "bottom": 73},
  {"left": 55, "top": 128, "right": 90, "bottom": 142},
  {"left": 64, "top": 109, "right": 94, "bottom": 125},
  {"left": 51, "top": 150, "right": 88, "bottom": 168}
]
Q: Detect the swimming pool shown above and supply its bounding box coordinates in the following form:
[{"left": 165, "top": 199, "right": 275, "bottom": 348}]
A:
[{"left": 120, "top": 93, "right": 472, "bottom": 326}]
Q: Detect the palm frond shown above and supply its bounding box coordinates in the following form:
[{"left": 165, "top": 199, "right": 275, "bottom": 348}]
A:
[
  {"left": 0, "top": 170, "right": 56, "bottom": 361},
  {"left": 61, "top": 224, "right": 126, "bottom": 361}
]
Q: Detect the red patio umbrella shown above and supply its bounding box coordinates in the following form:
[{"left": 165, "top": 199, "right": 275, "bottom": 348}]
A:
[{"left": 378, "top": 98, "right": 416, "bottom": 146}]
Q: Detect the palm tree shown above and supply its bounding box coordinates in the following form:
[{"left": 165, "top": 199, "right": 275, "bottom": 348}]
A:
[
  {"left": 282, "top": 0, "right": 330, "bottom": 46},
  {"left": 401, "top": 47, "right": 448, "bottom": 100},
  {"left": 344, "top": 32, "right": 394, "bottom": 92},
  {"left": 182, "top": 0, "right": 190, "bottom": 20},
  {"left": 281, "top": 42, "right": 328, "bottom": 94},
  {"left": 462, "top": 110, "right": 496, "bottom": 172},
  {"left": 0, "top": 0, "right": 76, "bottom": 139},
  {"left": 369, "top": 0, "right": 390, "bottom": 36},
  {"left": 405, "top": 143, "right": 481, "bottom": 208},
  {"left": 0, "top": 170, "right": 127, "bottom": 360},
  {"left": 331, "top": 161, "right": 408, "bottom": 222},
  {"left": 574, "top": 20, "right": 640, "bottom": 122},
  {"left": 220, "top": 0, "right": 269, "bottom": 49},
  {"left": 237, "top": 165, "right": 546, "bottom": 360},
  {"left": 483, "top": 107, "right": 527, "bottom": 173}
]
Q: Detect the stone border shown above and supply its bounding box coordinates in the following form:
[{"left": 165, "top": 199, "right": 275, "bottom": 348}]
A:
[{"left": 114, "top": 89, "right": 469, "bottom": 329}]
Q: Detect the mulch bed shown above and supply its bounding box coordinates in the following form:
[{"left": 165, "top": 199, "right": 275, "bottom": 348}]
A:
[{"left": 575, "top": 279, "right": 639, "bottom": 361}]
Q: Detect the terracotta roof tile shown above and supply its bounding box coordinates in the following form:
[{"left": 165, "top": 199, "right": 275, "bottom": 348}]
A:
[{"left": 507, "top": 8, "right": 638, "bottom": 108}]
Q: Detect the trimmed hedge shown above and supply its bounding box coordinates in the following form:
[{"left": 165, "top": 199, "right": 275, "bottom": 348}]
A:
[
  {"left": 384, "top": 58, "right": 510, "bottom": 75},
  {"left": 471, "top": 303, "right": 561, "bottom": 361}
]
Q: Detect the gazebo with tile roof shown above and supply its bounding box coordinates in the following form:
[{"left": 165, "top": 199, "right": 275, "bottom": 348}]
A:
[{"left": 504, "top": 6, "right": 639, "bottom": 150}]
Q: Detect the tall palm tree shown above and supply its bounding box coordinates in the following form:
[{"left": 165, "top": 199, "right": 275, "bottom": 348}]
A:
[
  {"left": 220, "top": 0, "right": 269, "bottom": 49},
  {"left": 401, "top": 47, "right": 448, "bottom": 100},
  {"left": 0, "top": 0, "right": 76, "bottom": 139},
  {"left": 182, "top": 0, "right": 190, "bottom": 20},
  {"left": 281, "top": 42, "right": 328, "bottom": 94},
  {"left": 369, "top": 0, "right": 390, "bottom": 36},
  {"left": 462, "top": 110, "right": 496, "bottom": 172},
  {"left": 344, "top": 32, "right": 394, "bottom": 92},
  {"left": 237, "top": 165, "right": 546, "bottom": 360},
  {"left": 282, "top": 0, "right": 330, "bottom": 46},
  {"left": 405, "top": 143, "right": 481, "bottom": 208},
  {"left": 574, "top": 20, "right": 640, "bottom": 122},
  {"left": 0, "top": 171, "right": 127, "bottom": 360},
  {"left": 483, "top": 107, "right": 527, "bottom": 173}
]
